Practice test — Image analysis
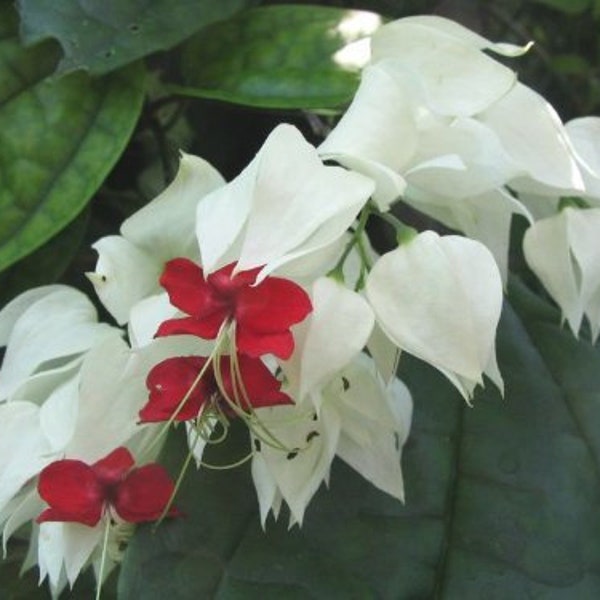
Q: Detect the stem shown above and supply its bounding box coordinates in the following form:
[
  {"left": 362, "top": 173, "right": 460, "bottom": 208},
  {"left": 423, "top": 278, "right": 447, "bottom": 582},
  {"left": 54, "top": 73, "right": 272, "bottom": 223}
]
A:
[
  {"left": 372, "top": 210, "right": 417, "bottom": 245},
  {"left": 95, "top": 517, "right": 111, "bottom": 600},
  {"left": 328, "top": 206, "right": 371, "bottom": 280}
]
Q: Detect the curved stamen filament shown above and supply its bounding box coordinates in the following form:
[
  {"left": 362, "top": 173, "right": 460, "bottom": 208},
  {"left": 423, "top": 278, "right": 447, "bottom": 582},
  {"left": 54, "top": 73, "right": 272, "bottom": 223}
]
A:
[{"left": 138, "top": 322, "right": 230, "bottom": 462}]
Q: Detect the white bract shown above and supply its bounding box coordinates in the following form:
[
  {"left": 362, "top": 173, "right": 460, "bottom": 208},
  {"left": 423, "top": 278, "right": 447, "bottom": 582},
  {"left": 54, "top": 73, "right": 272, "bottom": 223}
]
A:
[
  {"left": 283, "top": 277, "right": 375, "bottom": 404},
  {"left": 251, "top": 355, "right": 412, "bottom": 527},
  {"left": 366, "top": 232, "right": 503, "bottom": 401},
  {"left": 523, "top": 207, "right": 600, "bottom": 341},
  {"left": 320, "top": 15, "right": 582, "bottom": 276},
  {"left": 0, "top": 285, "right": 117, "bottom": 401},
  {"left": 88, "top": 153, "right": 225, "bottom": 328},
  {"left": 196, "top": 123, "right": 375, "bottom": 280},
  {"left": 0, "top": 286, "right": 181, "bottom": 592}
]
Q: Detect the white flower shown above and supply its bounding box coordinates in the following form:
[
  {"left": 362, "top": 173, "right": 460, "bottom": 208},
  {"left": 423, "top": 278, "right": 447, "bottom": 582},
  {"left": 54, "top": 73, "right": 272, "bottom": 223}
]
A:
[
  {"left": 283, "top": 276, "right": 375, "bottom": 404},
  {"left": 366, "top": 232, "right": 503, "bottom": 401},
  {"left": 523, "top": 207, "right": 600, "bottom": 341},
  {"left": 330, "top": 356, "right": 412, "bottom": 502},
  {"left": 250, "top": 354, "right": 413, "bottom": 526},
  {"left": 370, "top": 16, "right": 526, "bottom": 117},
  {"left": 320, "top": 15, "right": 582, "bottom": 277},
  {"left": 0, "top": 285, "right": 117, "bottom": 401},
  {"left": 251, "top": 401, "right": 341, "bottom": 527},
  {"left": 196, "top": 123, "right": 375, "bottom": 281},
  {"left": 87, "top": 153, "right": 225, "bottom": 328},
  {"left": 565, "top": 117, "right": 600, "bottom": 203}
]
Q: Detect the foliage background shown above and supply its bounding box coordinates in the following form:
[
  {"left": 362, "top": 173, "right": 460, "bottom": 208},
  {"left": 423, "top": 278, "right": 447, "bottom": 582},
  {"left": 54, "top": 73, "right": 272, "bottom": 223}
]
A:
[{"left": 1, "top": 0, "right": 599, "bottom": 597}]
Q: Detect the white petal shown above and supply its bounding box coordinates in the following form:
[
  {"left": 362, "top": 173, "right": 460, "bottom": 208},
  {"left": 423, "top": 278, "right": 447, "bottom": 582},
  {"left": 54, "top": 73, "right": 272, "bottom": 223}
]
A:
[
  {"left": 62, "top": 522, "right": 104, "bottom": 587},
  {"left": 37, "top": 522, "right": 65, "bottom": 588},
  {"left": 367, "top": 324, "right": 400, "bottom": 384},
  {"left": 366, "top": 233, "right": 503, "bottom": 399},
  {"left": 480, "top": 83, "right": 584, "bottom": 192},
  {"left": 252, "top": 403, "right": 340, "bottom": 525},
  {"left": 0, "top": 402, "right": 53, "bottom": 514},
  {"left": 407, "top": 187, "right": 532, "bottom": 284},
  {"left": 39, "top": 373, "right": 80, "bottom": 452},
  {"left": 371, "top": 21, "right": 517, "bottom": 116},
  {"left": 0, "top": 285, "right": 62, "bottom": 346},
  {"left": 255, "top": 200, "right": 371, "bottom": 283},
  {"left": 2, "top": 489, "right": 41, "bottom": 553},
  {"left": 237, "top": 125, "right": 374, "bottom": 274},
  {"left": 283, "top": 277, "right": 374, "bottom": 403},
  {"left": 127, "top": 292, "right": 178, "bottom": 349},
  {"left": 566, "top": 117, "right": 600, "bottom": 200},
  {"left": 251, "top": 452, "right": 279, "bottom": 527},
  {"left": 196, "top": 153, "right": 260, "bottom": 273},
  {"left": 406, "top": 118, "right": 521, "bottom": 198},
  {"left": 64, "top": 333, "right": 141, "bottom": 462},
  {"left": 328, "top": 359, "right": 413, "bottom": 500},
  {"left": 566, "top": 209, "right": 600, "bottom": 307},
  {"left": 319, "top": 64, "right": 416, "bottom": 208},
  {"left": 123, "top": 152, "right": 225, "bottom": 259},
  {"left": 198, "top": 125, "right": 374, "bottom": 275},
  {"left": 566, "top": 117, "right": 600, "bottom": 179},
  {"left": 0, "top": 287, "right": 116, "bottom": 400},
  {"left": 523, "top": 211, "right": 582, "bottom": 333},
  {"left": 88, "top": 236, "right": 161, "bottom": 325},
  {"left": 10, "top": 357, "right": 82, "bottom": 406},
  {"left": 388, "top": 15, "right": 532, "bottom": 56}
]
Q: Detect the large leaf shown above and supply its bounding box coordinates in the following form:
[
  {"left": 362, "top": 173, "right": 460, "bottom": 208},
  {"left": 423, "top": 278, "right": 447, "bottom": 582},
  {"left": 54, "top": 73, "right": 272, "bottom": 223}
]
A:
[
  {"left": 118, "top": 280, "right": 600, "bottom": 597},
  {"left": 528, "top": 0, "right": 591, "bottom": 14},
  {"left": 0, "top": 210, "right": 88, "bottom": 307},
  {"left": 0, "top": 5, "right": 145, "bottom": 274},
  {"left": 16, "top": 0, "right": 255, "bottom": 76},
  {"left": 178, "top": 5, "right": 383, "bottom": 110}
]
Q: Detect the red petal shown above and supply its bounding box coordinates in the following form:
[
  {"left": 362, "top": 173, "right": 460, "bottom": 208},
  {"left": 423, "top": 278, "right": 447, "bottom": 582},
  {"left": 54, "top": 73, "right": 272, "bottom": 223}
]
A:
[
  {"left": 207, "top": 263, "right": 260, "bottom": 295},
  {"left": 114, "top": 464, "right": 179, "bottom": 523},
  {"left": 37, "top": 460, "right": 104, "bottom": 527},
  {"left": 160, "top": 258, "right": 229, "bottom": 319},
  {"left": 92, "top": 447, "right": 134, "bottom": 486},
  {"left": 218, "top": 355, "right": 292, "bottom": 409},
  {"left": 235, "top": 277, "right": 312, "bottom": 334},
  {"left": 140, "top": 356, "right": 213, "bottom": 422},
  {"left": 155, "top": 313, "right": 227, "bottom": 339},
  {"left": 236, "top": 327, "right": 295, "bottom": 360}
]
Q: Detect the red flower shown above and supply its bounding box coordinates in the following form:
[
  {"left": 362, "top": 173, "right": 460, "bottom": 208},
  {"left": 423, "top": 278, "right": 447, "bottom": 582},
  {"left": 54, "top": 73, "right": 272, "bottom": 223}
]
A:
[
  {"left": 155, "top": 259, "right": 312, "bottom": 359},
  {"left": 139, "top": 354, "right": 292, "bottom": 423},
  {"left": 37, "top": 448, "right": 179, "bottom": 527}
]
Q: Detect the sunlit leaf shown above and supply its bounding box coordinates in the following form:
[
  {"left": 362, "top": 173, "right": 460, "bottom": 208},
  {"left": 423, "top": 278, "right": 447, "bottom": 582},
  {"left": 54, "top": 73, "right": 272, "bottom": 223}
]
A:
[{"left": 179, "top": 5, "right": 384, "bottom": 110}]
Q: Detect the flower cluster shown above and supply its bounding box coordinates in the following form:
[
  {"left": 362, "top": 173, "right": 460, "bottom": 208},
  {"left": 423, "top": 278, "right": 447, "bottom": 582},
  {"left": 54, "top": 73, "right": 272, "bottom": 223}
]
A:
[{"left": 0, "top": 14, "right": 598, "bottom": 596}]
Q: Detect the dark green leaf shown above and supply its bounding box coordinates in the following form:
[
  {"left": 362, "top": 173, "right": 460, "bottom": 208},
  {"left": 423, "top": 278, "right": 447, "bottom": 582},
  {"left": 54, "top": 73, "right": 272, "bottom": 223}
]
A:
[
  {"left": 528, "top": 0, "right": 591, "bottom": 14},
  {"left": 118, "top": 280, "right": 600, "bottom": 597},
  {"left": 0, "top": 5, "right": 145, "bottom": 273},
  {"left": 16, "top": 0, "right": 255, "bottom": 76},
  {"left": 0, "top": 210, "right": 88, "bottom": 307},
  {"left": 179, "top": 5, "right": 384, "bottom": 110}
]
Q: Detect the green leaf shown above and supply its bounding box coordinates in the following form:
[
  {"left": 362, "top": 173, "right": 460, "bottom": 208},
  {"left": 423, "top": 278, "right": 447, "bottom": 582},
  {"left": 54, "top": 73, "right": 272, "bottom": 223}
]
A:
[
  {"left": 0, "top": 210, "right": 88, "bottom": 307},
  {"left": 179, "top": 5, "right": 384, "bottom": 110},
  {"left": 118, "top": 280, "right": 600, "bottom": 597},
  {"left": 528, "top": 0, "right": 591, "bottom": 14},
  {"left": 16, "top": 0, "right": 256, "bottom": 76},
  {"left": 0, "top": 5, "right": 145, "bottom": 274}
]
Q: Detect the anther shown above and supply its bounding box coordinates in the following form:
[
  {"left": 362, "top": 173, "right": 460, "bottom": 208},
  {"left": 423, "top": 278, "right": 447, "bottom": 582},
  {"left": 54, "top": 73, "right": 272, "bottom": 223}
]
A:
[{"left": 306, "top": 431, "right": 320, "bottom": 443}]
